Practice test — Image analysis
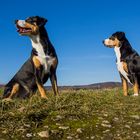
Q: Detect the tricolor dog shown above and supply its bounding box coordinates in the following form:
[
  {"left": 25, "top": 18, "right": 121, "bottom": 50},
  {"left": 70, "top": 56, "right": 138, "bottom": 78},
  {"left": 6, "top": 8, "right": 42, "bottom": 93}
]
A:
[
  {"left": 3, "top": 16, "right": 59, "bottom": 99},
  {"left": 103, "top": 32, "right": 140, "bottom": 96}
]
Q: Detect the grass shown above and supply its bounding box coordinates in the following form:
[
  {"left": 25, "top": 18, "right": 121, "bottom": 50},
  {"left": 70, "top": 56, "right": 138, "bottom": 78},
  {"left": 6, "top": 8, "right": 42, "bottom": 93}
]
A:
[{"left": 0, "top": 88, "right": 140, "bottom": 139}]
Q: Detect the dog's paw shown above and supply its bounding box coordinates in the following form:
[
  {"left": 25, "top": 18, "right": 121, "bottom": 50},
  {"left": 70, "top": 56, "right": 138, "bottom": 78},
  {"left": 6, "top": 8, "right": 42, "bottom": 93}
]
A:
[
  {"left": 41, "top": 96, "right": 48, "bottom": 100},
  {"left": 132, "top": 93, "right": 139, "bottom": 97},
  {"left": 2, "top": 98, "right": 13, "bottom": 102}
]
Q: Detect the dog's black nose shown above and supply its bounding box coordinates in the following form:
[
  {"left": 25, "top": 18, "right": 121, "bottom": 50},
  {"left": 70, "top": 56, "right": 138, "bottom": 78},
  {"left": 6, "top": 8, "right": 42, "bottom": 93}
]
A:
[
  {"left": 15, "top": 20, "right": 18, "bottom": 24},
  {"left": 102, "top": 40, "right": 105, "bottom": 44}
]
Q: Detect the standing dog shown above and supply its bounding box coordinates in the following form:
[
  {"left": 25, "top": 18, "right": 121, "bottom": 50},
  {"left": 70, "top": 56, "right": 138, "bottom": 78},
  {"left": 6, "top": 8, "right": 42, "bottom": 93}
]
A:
[
  {"left": 3, "top": 16, "right": 59, "bottom": 99},
  {"left": 103, "top": 32, "right": 140, "bottom": 96}
]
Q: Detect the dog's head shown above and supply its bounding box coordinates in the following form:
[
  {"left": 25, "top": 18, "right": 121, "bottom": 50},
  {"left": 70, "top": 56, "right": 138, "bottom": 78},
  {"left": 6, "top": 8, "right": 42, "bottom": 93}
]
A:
[
  {"left": 103, "top": 32, "right": 125, "bottom": 48},
  {"left": 15, "top": 16, "right": 47, "bottom": 36}
]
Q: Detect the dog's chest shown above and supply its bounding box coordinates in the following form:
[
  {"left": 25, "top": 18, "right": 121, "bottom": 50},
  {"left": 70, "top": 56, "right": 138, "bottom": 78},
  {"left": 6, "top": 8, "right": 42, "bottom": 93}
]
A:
[
  {"left": 32, "top": 41, "right": 54, "bottom": 73},
  {"left": 114, "top": 47, "right": 131, "bottom": 83}
]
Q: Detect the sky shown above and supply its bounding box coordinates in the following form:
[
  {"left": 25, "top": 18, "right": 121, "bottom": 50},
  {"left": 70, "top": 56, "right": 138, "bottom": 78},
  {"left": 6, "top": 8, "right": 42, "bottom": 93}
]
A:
[{"left": 1, "top": 0, "right": 140, "bottom": 86}]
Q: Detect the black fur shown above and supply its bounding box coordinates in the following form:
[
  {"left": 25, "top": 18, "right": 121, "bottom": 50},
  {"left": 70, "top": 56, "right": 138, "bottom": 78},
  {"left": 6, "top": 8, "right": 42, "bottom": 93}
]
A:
[
  {"left": 3, "top": 16, "right": 58, "bottom": 98},
  {"left": 112, "top": 32, "right": 139, "bottom": 62},
  {"left": 105, "top": 31, "right": 140, "bottom": 86}
]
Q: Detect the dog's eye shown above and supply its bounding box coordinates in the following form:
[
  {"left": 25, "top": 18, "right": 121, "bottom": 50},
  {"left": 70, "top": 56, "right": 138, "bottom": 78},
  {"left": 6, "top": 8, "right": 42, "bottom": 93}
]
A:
[
  {"left": 109, "top": 36, "right": 115, "bottom": 40},
  {"left": 26, "top": 19, "right": 35, "bottom": 24},
  {"left": 26, "top": 18, "right": 31, "bottom": 22}
]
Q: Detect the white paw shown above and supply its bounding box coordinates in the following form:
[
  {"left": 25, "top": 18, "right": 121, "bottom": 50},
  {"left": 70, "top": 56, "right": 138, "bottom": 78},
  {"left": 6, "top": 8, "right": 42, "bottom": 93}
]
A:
[{"left": 132, "top": 93, "right": 139, "bottom": 97}]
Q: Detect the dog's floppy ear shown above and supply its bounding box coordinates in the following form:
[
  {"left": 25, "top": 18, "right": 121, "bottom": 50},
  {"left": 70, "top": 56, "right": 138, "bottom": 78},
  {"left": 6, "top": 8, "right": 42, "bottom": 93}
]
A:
[
  {"left": 117, "top": 32, "right": 125, "bottom": 41},
  {"left": 35, "top": 16, "right": 48, "bottom": 27}
]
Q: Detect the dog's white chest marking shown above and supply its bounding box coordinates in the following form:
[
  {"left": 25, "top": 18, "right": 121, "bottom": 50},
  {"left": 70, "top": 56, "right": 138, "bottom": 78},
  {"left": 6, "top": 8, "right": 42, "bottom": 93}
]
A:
[
  {"left": 114, "top": 47, "right": 131, "bottom": 83},
  {"left": 31, "top": 35, "right": 54, "bottom": 73}
]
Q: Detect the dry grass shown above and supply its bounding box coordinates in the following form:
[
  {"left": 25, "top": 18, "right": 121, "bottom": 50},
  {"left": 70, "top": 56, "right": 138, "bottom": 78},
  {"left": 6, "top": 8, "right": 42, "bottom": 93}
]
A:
[{"left": 0, "top": 88, "right": 140, "bottom": 139}]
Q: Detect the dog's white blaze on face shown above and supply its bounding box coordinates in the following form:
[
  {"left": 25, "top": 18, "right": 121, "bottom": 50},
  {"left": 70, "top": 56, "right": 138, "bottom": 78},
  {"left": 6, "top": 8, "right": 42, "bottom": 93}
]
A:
[
  {"left": 31, "top": 35, "right": 54, "bottom": 73},
  {"left": 114, "top": 47, "right": 131, "bottom": 83},
  {"left": 104, "top": 39, "right": 110, "bottom": 44},
  {"left": 17, "top": 20, "right": 26, "bottom": 27},
  {"left": 104, "top": 38, "right": 115, "bottom": 47}
]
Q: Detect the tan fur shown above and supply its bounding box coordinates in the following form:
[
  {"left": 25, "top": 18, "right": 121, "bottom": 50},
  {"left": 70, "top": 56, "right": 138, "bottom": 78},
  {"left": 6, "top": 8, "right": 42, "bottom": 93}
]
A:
[
  {"left": 133, "top": 79, "right": 139, "bottom": 95},
  {"left": 36, "top": 81, "right": 48, "bottom": 99},
  {"left": 122, "top": 77, "right": 128, "bottom": 96},
  {"left": 9, "top": 83, "right": 19, "bottom": 98},
  {"left": 122, "top": 62, "right": 128, "bottom": 73},
  {"left": 33, "top": 56, "right": 41, "bottom": 69},
  {"left": 25, "top": 22, "right": 39, "bottom": 35},
  {"left": 114, "top": 38, "right": 120, "bottom": 47},
  {"left": 32, "top": 56, "right": 47, "bottom": 98},
  {"left": 105, "top": 37, "right": 120, "bottom": 48}
]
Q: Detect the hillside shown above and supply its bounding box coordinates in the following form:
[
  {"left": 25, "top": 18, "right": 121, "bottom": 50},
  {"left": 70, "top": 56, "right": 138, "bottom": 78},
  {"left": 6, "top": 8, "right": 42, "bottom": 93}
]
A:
[{"left": 0, "top": 88, "right": 140, "bottom": 139}]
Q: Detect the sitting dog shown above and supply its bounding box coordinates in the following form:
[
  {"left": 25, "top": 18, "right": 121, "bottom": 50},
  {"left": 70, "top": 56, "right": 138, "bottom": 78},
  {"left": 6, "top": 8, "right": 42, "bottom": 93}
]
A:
[
  {"left": 3, "top": 16, "right": 59, "bottom": 99},
  {"left": 103, "top": 31, "right": 140, "bottom": 96}
]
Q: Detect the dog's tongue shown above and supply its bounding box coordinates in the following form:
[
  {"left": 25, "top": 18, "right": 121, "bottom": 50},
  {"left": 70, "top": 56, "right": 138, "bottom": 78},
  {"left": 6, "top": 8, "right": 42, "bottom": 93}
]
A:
[
  {"left": 17, "top": 27, "right": 25, "bottom": 33},
  {"left": 17, "top": 28, "right": 22, "bottom": 32}
]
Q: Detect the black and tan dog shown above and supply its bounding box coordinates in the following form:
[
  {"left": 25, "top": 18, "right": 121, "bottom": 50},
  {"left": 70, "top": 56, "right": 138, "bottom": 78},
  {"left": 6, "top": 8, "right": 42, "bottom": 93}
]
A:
[
  {"left": 103, "top": 31, "right": 140, "bottom": 96},
  {"left": 3, "top": 16, "right": 59, "bottom": 99}
]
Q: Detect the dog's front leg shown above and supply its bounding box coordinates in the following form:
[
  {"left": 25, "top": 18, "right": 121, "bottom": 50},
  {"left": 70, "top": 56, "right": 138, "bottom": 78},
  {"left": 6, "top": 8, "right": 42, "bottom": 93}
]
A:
[
  {"left": 36, "top": 81, "right": 48, "bottom": 99},
  {"left": 33, "top": 56, "right": 48, "bottom": 99},
  {"left": 121, "top": 76, "right": 128, "bottom": 96},
  {"left": 50, "top": 72, "right": 59, "bottom": 96},
  {"left": 133, "top": 77, "right": 139, "bottom": 96}
]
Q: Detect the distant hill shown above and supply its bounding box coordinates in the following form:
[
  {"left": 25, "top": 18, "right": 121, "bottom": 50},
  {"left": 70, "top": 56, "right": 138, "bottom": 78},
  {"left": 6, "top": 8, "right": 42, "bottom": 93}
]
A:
[
  {"left": 46, "top": 82, "right": 122, "bottom": 90},
  {"left": 0, "top": 82, "right": 122, "bottom": 90},
  {"left": 0, "top": 84, "right": 4, "bottom": 88}
]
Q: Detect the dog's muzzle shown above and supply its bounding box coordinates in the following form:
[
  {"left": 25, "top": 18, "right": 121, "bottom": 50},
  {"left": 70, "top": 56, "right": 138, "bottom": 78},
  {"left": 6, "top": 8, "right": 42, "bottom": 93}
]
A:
[{"left": 16, "top": 20, "right": 26, "bottom": 27}]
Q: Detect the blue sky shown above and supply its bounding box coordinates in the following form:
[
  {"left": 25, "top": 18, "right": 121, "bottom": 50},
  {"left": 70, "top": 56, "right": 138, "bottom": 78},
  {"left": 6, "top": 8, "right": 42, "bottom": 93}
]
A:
[{"left": 1, "top": 0, "right": 140, "bottom": 86}]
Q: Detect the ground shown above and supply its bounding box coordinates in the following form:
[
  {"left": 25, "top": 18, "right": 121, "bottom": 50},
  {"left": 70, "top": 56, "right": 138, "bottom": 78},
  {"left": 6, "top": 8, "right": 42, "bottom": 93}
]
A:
[{"left": 0, "top": 88, "right": 140, "bottom": 140}]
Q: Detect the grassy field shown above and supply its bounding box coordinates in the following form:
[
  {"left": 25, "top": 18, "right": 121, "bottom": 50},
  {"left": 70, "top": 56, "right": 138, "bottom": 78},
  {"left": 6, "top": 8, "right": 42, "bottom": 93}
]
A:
[{"left": 0, "top": 88, "right": 140, "bottom": 140}]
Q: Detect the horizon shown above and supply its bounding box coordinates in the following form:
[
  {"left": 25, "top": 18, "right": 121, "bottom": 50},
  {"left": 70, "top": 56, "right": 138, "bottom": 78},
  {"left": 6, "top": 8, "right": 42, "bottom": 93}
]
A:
[
  {"left": 1, "top": 0, "right": 140, "bottom": 86},
  {"left": 0, "top": 81, "right": 121, "bottom": 87}
]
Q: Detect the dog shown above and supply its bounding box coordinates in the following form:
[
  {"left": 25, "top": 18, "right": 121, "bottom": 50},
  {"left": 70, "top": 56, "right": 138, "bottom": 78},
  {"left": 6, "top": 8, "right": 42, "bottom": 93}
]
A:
[
  {"left": 103, "top": 31, "right": 140, "bottom": 96},
  {"left": 3, "top": 16, "right": 59, "bottom": 99}
]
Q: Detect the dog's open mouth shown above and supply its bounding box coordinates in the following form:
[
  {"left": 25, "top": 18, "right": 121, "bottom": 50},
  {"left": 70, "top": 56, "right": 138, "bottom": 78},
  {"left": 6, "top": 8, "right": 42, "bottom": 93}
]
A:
[
  {"left": 105, "top": 45, "right": 113, "bottom": 48},
  {"left": 17, "top": 25, "right": 32, "bottom": 34}
]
